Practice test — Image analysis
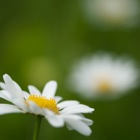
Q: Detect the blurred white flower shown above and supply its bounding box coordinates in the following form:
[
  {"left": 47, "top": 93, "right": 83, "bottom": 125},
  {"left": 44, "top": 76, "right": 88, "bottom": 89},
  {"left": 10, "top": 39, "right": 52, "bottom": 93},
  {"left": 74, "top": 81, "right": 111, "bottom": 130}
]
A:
[
  {"left": 83, "top": 0, "right": 139, "bottom": 28},
  {"left": 0, "top": 74, "right": 94, "bottom": 136},
  {"left": 68, "top": 53, "right": 139, "bottom": 99}
]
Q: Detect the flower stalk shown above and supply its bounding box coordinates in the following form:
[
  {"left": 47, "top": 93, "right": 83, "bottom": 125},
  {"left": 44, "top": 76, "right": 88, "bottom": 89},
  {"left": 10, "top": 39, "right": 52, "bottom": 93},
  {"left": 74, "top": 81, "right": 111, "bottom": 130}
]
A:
[{"left": 33, "top": 115, "right": 42, "bottom": 140}]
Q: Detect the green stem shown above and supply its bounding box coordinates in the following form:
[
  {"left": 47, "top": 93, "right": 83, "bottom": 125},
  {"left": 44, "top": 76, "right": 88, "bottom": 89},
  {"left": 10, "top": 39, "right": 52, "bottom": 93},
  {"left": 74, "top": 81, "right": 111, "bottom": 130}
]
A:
[{"left": 33, "top": 115, "right": 42, "bottom": 140}]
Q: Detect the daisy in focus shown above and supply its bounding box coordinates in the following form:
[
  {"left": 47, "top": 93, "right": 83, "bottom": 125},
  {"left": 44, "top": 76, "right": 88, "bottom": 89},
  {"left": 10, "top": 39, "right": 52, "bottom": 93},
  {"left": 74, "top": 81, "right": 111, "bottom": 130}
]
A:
[
  {"left": 67, "top": 53, "right": 139, "bottom": 99},
  {"left": 0, "top": 74, "right": 94, "bottom": 136},
  {"left": 83, "top": 0, "right": 139, "bottom": 28}
]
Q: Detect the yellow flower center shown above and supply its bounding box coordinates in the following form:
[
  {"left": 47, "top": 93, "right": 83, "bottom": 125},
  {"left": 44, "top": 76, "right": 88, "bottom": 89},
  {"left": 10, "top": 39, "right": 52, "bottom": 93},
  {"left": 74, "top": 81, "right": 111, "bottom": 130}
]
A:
[
  {"left": 26, "top": 95, "right": 59, "bottom": 114},
  {"left": 98, "top": 80, "right": 112, "bottom": 93}
]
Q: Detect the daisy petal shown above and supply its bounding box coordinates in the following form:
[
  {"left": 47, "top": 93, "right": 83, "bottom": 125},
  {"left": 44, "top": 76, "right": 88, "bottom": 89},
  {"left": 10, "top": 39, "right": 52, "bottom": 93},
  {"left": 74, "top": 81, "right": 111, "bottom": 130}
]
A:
[
  {"left": 42, "top": 81, "right": 57, "bottom": 98},
  {"left": 0, "top": 90, "right": 27, "bottom": 110},
  {"left": 3, "top": 74, "right": 24, "bottom": 99},
  {"left": 0, "top": 90, "right": 13, "bottom": 103},
  {"left": 28, "top": 85, "right": 41, "bottom": 95},
  {"left": 62, "top": 114, "right": 93, "bottom": 126},
  {"left": 0, "top": 104, "right": 24, "bottom": 115},
  {"left": 61, "top": 104, "right": 94, "bottom": 114},
  {"left": 45, "top": 110, "right": 64, "bottom": 127},
  {"left": 22, "top": 91, "right": 30, "bottom": 99},
  {"left": 0, "top": 82, "right": 6, "bottom": 89},
  {"left": 81, "top": 118, "right": 93, "bottom": 126},
  {"left": 58, "top": 100, "right": 79, "bottom": 109},
  {"left": 13, "top": 81, "right": 23, "bottom": 94},
  {"left": 0, "top": 90, "right": 11, "bottom": 98},
  {"left": 66, "top": 123, "right": 73, "bottom": 130},
  {"left": 54, "top": 96, "right": 62, "bottom": 103},
  {"left": 28, "top": 101, "right": 43, "bottom": 115},
  {"left": 65, "top": 118, "right": 92, "bottom": 136}
]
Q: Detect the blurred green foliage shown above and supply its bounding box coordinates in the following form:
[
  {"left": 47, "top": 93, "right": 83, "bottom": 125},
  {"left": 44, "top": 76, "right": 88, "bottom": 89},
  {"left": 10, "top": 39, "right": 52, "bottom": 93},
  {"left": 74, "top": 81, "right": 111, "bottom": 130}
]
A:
[{"left": 0, "top": 0, "right": 140, "bottom": 140}]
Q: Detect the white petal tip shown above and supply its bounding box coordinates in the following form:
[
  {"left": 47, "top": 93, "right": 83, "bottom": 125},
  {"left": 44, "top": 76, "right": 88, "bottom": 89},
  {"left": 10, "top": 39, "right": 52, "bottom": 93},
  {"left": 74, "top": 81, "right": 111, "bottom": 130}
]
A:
[
  {"left": 3, "top": 74, "right": 12, "bottom": 81},
  {"left": 84, "top": 131, "right": 92, "bottom": 136},
  {"left": 87, "top": 107, "right": 95, "bottom": 113},
  {"left": 80, "top": 126, "right": 92, "bottom": 136},
  {"left": 42, "top": 81, "right": 58, "bottom": 98},
  {"left": 0, "top": 82, "right": 5, "bottom": 89},
  {"left": 46, "top": 81, "right": 58, "bottom": 91},
  {"left": 91, "top": 108, "right": 95, "bottom": 112},
  {"left": 48, "top": 81, "right": 57, "bottom": 87},
  {"left": 3, "top": 74, "right": 9, "bottom": 78}
]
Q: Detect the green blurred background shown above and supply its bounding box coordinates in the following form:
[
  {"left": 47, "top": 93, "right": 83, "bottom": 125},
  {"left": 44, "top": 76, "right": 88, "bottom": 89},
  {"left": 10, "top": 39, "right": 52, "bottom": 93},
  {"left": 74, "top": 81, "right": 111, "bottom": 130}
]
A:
[{"left": 0, "top": 0, "right": 140, "bottom": 140}]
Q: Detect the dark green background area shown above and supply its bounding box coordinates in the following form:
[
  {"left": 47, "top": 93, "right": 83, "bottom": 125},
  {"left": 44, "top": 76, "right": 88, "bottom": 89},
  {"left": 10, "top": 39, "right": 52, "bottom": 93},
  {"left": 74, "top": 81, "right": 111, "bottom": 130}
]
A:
[{"left": 0, "top": 0, "right": 140, "bottom": 140}]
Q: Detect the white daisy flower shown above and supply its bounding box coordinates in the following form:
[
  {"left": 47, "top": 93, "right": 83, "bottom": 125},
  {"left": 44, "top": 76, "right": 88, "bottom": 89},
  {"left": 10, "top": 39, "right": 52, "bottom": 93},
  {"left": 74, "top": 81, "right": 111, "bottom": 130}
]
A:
[
  {"left": 68, "top": 53, "right": 139, "bottom": 99},
  {"left": 0, "top": 74, "right": 94, "bottom": 136},
  {"left": 83, "top": 0, "right": 139, "bottom": 28}
]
